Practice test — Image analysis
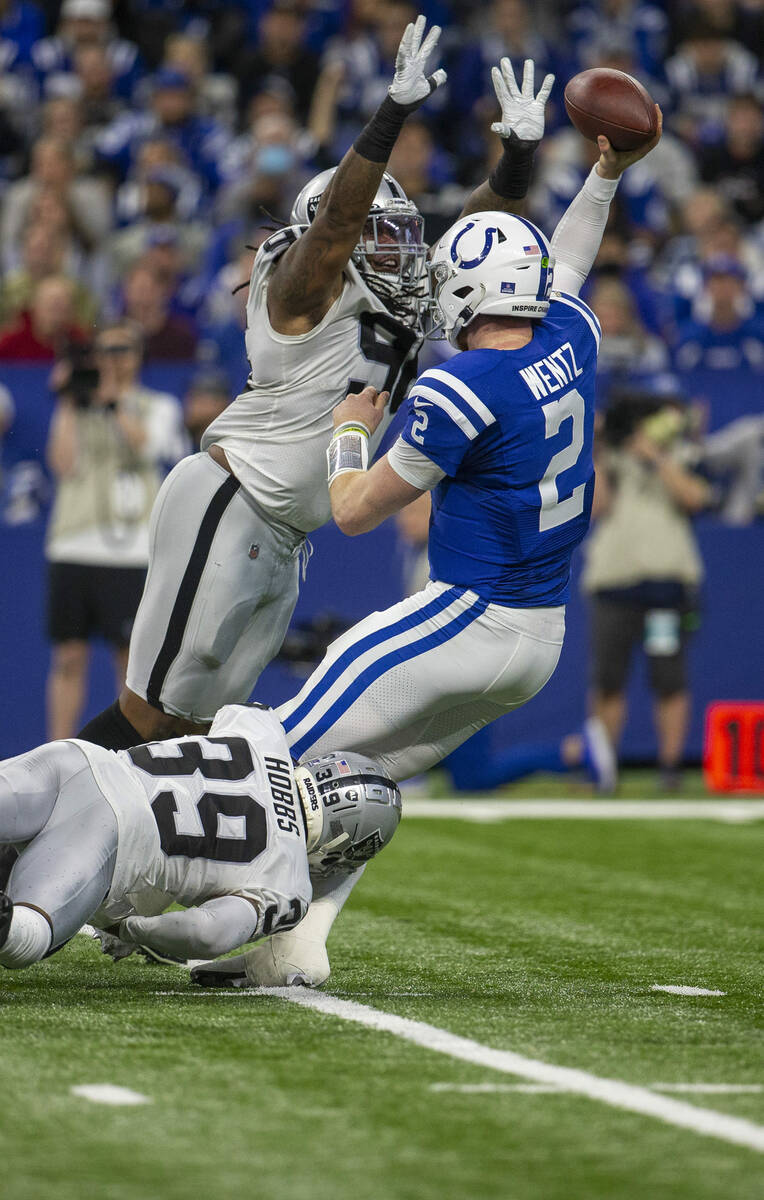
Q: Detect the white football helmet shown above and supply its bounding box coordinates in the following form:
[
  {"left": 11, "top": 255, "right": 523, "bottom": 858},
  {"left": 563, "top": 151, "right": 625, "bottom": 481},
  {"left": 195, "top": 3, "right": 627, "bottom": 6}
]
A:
[
  {"left": 290, "top": 168, "right": 427, "bottom": 329},
  {"left": 427, "top": 210, "right": 555, "bottom": 345},
  {"left": 294, "top": 751, "right": 402, "bottom": 877}
]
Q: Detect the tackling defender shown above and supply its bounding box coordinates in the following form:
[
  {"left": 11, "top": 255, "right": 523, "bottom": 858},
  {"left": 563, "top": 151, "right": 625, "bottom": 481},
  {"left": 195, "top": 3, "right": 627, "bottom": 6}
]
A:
[
  {"left": 196, "top": 112, "right": 663, "bottom": 990},
  {"left": 0, "top": 705, "right": 400, "bottom": 973},
  {"left": 79, "top": 22, "right": 554, "bottom": 753}
]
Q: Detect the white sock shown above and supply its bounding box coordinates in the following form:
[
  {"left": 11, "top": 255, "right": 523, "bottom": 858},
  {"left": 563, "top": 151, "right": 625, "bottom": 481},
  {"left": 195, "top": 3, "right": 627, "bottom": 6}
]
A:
[{"left": 0, "top": 904, "right": 52, "bottom": 968}]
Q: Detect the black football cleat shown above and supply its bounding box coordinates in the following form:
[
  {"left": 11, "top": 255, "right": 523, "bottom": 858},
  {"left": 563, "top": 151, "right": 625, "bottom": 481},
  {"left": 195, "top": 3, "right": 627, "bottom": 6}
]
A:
[{"left": 0, "top": 892, "right": 13, "bottom": 950}]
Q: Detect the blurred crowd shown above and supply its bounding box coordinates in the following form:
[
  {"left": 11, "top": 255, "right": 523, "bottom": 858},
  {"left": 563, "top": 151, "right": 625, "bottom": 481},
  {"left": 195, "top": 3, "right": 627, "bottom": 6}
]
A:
[{"left": 0, "top": 0, "right": 762, "bottom": 486}]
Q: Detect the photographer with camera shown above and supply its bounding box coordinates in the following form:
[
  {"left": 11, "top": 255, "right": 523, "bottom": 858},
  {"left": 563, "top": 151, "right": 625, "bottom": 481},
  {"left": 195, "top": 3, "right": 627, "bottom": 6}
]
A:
[
  {"left": 45, "top": 319, "right": 188, "bottom": 739},
  {"left": 584, "top": 390, "right": 713, "bottom": 792}
]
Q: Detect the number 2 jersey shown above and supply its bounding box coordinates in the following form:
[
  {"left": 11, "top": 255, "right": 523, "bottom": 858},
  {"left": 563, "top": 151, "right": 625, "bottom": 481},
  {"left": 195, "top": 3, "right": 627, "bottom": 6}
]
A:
[
  {"left": 72, "top": 704, "right": 311, "bottom": 933},
  {"left": 393, "top": 292, "right": 600, "bottom": 606},
  {"left": 201, "top": 226, "right": 421, "bottom": 534}
]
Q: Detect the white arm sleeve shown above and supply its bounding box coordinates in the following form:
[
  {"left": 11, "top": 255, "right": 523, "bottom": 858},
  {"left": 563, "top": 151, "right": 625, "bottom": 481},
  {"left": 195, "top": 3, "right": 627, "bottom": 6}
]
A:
[
  {"left": 550, "top": 166, "right": 620, "bottom": 297},
  {"left": 120, "top": 895, "right": 259, "bottom": 960},
  {"left": 387, "top": 438, "right": 446, "bottom": 490}
]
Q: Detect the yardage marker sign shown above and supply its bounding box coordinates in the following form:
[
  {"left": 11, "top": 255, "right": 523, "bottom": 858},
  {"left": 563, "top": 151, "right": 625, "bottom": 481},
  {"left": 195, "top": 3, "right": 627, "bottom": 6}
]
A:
[{"left": 267, "top": 989, "right": 764, "bottom": 1154}]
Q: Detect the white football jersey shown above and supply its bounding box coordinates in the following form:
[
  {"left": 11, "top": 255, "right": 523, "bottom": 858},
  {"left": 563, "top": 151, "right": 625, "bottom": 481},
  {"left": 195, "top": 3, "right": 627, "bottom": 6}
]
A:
[
  {"left": 200, "top": 226, "right": 421, "bottom": 533},
  {"left": 74, "top": 705, "right": 311, "bottom": 933}
]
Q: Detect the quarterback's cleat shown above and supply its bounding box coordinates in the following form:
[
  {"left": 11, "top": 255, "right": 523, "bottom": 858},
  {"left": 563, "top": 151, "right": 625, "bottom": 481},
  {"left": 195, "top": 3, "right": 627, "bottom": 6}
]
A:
[
  {"left": 0, "top": 891, "right": 13, "bottom": 950},
  {"left": 581, "top": 717, "right": 618, "bottom": 794}
]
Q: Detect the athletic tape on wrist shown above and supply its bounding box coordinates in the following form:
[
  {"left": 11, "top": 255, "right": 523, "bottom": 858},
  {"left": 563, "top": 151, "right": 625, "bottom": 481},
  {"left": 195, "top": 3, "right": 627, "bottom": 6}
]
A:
[
  {"left": 488, "top": 131, "right": 539, "bottom": 199},
  {"left": 327, "top": 424, "right": 370, "bottom": 485}
]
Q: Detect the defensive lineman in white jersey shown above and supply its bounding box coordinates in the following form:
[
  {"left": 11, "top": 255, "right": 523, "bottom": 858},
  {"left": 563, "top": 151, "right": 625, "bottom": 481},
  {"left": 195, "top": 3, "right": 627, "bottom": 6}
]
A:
[
  {"left": 195, "top": 110, "right": 663, "bottom": 992},
  {"left": 78, "top": 21, "right": 554, "bottom": 753},
  {"left": 0, "top": 705, "right": 400, "bottom": 972}
]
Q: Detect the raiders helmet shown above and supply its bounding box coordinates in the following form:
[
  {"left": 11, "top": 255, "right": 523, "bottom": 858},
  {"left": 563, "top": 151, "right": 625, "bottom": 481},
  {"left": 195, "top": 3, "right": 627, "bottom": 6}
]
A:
[
  {"left": 290, "top": 168, "right": 427, "bottom": 329},
  {"left": 294, "top": 751, "right": 402, "bottom": 877}
]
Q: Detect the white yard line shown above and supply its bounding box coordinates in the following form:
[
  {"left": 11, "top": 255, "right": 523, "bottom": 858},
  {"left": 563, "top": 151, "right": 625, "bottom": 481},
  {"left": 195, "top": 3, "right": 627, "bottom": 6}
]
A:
[
  {"left": 70, "top": 1084, "right": 151, "bottom": 1106},
  {"left": 268, "top": 988, "right": 764, "bottom": 1154},
  {"left": 430, "top": 1082, "right": 763, "bottom": 1096},
  {"left": 401, "top": 799, "right": 764, "bottom": 823},
  {"left": 651, "top": 985, "right": 727, "bottom": 997},
  {"left": 403, "top": 798, "right": 764, "bottom": 822}
]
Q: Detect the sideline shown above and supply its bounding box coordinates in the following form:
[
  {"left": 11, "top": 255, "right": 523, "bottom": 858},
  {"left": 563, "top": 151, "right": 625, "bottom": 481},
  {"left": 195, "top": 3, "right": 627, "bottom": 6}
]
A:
[{"left": 400, "top": 798, "right": 764, "bottom": 822}]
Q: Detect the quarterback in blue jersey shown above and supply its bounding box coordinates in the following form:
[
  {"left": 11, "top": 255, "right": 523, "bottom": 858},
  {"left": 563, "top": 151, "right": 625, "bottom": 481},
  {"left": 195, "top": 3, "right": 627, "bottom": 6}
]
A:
[{"left": 194, "top": 111, "right": 662, "bottom": 992}]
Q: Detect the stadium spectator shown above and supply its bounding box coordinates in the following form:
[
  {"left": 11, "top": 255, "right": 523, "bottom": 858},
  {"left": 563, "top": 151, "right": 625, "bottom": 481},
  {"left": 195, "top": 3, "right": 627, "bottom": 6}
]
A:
[
  {"left": 566, "top": 0, "right": 669, "bottom": 81},
  {"left": 31, "top": 0, "right": 143, "bottom": 102},
  {"left": 232, "top": 0, "right": 320, "bottom": 125},
  {"left": 589, "top": 276, "right": 669, "bottom": 376},
  {"left": 120, "top": 261, "right": 198, "bottom": 361},
  {"left": 44, "top": 317, "right": 187, "bottom": 738},
  {"left": 584, "top": 391, "right": 712, "bottom": 791},
  {"left": 95, "top": 67, "right": 230, "bottom": 194},
  {"left": 664, "top": 26, "right": 759, "bottom": 141},
  {"left": 197, "top": 242, "right": 257, "bottom": 392},
  {"left": 697, "top": 93, "right": 764, "bottom": 225},
  {"left": 66, "top": 40, "right": 124, "bottom": 135},
  {"left": 0, "top": 134, "right": 111, "bottom": 269},
  {"left": 0, "top": 221, "right": 98, "bottom": 330},
  {"left": 107, "top": 164, "right": 208, "bottom": 276},
  {"left": 162, "top": 31, "right": 236, "bottom": 129},
  {"left": 182, "top": 370, "right": 230, "bottom": 452},
  {"left": 216, "top": 110, "right": 312, "bottom": 224},
  {"left": 0, "top": 275, "right": 87, "bottom": 361},
  {"left": 673, "top": 256, "right": 764, "bottom": 372},
  {"left": 0, "top": 0, "right": 44, "bottom": 66}
]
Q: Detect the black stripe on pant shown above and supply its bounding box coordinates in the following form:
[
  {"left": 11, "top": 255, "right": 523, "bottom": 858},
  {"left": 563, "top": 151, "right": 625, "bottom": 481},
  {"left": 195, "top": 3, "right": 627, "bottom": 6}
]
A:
[{"left": 146, "top": 473, "right": 241, "bottom": 712}]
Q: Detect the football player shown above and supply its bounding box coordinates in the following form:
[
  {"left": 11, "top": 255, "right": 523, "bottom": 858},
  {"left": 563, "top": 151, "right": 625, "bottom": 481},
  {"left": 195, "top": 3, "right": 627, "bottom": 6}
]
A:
[
  {"left": 0, "top": 705, "right": 400, "bottom": 973},
  {"left": 195, "top": 111, "right": 663, "bottom": 991},
  {"left": 77, "top": 30, "right": 554, "bottom": 753}
]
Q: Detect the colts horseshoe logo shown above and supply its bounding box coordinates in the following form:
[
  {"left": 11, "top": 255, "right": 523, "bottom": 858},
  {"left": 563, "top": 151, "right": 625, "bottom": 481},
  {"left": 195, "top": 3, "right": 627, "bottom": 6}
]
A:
[{"left": 450, "top": 223, "right": 499, "bottom": 269}]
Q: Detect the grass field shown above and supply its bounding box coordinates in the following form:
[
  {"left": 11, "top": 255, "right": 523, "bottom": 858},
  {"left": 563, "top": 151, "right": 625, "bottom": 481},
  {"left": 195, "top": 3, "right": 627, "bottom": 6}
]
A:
[{"left": 1, "top": 776, "right": 762, "bottom": 1200}]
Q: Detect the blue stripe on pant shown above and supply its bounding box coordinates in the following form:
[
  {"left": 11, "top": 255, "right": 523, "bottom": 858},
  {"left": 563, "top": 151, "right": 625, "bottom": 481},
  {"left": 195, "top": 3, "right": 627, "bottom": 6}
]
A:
[
  {"left": 281, "top": 585, "right": 466, "bottom": 737},
  {"left": 287, "top": 593, "right": 488, "bottom": 761}
]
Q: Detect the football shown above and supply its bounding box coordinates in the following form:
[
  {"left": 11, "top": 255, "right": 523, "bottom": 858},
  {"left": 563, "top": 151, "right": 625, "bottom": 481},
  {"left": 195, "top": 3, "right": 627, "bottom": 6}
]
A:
[{"left": 564, "top": 68, "right": 658, "bottom": 151}]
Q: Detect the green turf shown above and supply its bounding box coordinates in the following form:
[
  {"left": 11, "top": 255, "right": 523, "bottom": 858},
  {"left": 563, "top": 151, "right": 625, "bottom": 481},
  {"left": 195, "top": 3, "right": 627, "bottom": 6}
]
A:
[{"left": 1, "top": 804, "right": 762, "bottom": 1200}]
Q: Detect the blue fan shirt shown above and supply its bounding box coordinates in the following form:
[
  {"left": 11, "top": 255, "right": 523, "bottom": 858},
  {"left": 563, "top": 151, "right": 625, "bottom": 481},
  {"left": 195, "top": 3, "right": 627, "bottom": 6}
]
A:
[{"left": 398, "top": 292, "right": 600, "bottom": 606}]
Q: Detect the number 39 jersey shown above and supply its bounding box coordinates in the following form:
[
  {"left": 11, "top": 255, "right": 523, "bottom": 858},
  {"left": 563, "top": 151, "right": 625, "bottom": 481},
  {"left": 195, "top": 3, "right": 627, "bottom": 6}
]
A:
[
  {"left": 201, "top": 226, "right": 421, "bottom": 534},
  {"left": 74, "top": 705, "right": 311, "bottom": 932},
  {"left": 399, "top": 292, "right": 600, "bottom": 606}
]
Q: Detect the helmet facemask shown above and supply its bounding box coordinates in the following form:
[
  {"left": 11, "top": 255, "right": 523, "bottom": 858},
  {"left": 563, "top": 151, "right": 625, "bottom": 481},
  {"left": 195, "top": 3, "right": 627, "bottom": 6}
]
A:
[
  {"left": 294, "top": 754, "right": 402, "bottom": 878},
  {"left": 353, "top": 205, "right": 428, "bottom": 332}
]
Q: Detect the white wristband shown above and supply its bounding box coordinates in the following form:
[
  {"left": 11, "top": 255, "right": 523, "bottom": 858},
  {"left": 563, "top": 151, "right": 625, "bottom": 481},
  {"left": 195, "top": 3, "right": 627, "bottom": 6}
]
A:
[{"left": 327, "top": 422, "right": 370, "bottom": 486}]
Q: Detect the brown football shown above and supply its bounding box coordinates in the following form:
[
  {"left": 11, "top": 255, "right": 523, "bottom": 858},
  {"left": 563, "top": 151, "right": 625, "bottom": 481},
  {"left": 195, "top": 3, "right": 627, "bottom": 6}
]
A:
[{"left": 564, "top": 68, "right": 658, "bottom": 151}]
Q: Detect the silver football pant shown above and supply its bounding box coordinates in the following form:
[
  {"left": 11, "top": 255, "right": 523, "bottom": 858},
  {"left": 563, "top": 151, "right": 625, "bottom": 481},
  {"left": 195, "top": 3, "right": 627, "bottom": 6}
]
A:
[
  {"left": 0, "top": 741, "right": 117, "bottom": 949},
  {"left": 127, "top": 452, "right": 304, "bottom": 723},
  {"left": 277, "top": 581, "right": 565, "bottom": 781}
]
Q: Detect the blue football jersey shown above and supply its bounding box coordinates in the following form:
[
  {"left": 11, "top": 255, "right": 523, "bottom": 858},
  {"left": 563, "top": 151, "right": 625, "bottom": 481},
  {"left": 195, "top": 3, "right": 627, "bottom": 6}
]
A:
[{"left": 399, "top": 292, "right": 600, "bottom": 606}]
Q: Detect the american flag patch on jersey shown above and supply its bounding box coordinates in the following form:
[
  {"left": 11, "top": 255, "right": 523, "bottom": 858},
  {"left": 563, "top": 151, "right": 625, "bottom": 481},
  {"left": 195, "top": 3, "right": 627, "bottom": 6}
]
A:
[
  {"left": 523, "top": 245, "right": 540, "bottom": 255},
  {"left": 500, "top": 281, "right": 516, "bottom": 294},
  {"left": 336, "top": 759, "right": 351, "bottom": 775}
]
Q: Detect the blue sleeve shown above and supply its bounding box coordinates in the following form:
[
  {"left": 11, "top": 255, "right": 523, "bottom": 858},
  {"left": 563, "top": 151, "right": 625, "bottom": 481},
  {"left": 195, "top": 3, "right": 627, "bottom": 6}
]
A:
[{"left": 399, "top": 364, "right": 495, "bottom": 477}]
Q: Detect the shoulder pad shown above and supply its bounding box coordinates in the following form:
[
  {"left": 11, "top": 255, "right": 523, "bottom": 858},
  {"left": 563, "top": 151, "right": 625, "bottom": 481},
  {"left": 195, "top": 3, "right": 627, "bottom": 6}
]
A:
[{"left": 258, "top": 224, "right": 307, "bottom": 264}]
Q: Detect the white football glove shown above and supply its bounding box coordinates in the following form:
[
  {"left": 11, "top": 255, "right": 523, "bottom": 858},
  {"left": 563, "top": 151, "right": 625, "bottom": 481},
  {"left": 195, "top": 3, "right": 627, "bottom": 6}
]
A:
[
  {"left": 191, "top": 931, "right": 330, "bottom": 989},
  {"left": 491, "top": 58, "right": 555, "bottom": 142},
  {"left": 388, "top": 13, "right": 447, "bottom": 108}
]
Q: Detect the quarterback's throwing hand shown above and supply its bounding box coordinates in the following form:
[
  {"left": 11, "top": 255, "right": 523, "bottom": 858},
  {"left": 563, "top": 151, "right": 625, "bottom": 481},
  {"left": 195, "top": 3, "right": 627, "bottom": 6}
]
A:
[
  {"left": 333, "top": 385, "right": 390, "bottom": 436},
  {"left": 491, "top": 58, "right": 555, "bottom": 142},
  {"left": 389, "top": 13, "right": 446, "bottom": 109}
]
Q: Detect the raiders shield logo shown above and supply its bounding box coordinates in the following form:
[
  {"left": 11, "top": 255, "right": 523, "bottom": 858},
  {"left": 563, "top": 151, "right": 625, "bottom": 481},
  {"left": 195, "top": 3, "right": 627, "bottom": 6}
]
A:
[{"left": 248, "top": 543, "right": 260, "bottom": 560}]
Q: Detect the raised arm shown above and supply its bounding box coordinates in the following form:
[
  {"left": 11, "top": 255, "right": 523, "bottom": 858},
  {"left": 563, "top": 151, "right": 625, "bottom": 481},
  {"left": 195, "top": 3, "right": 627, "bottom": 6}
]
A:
[
  {"left": 551, "top": 108, "right": 663, "bottom": 296},
  {"left": 268, "top": 14, "right": 446, "bottom": 335},
  {"left": 459, "top": 59, "right": 554, "bottom": 219}
]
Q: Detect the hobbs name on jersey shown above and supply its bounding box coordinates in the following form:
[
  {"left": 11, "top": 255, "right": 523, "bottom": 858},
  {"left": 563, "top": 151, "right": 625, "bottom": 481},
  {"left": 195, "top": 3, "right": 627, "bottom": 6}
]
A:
[
  {"left": 264, "top": 756, "right": 301, "bottom": 837},
  {"left": 519, "top": 341, "right": 583, "bottom": 400}
]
